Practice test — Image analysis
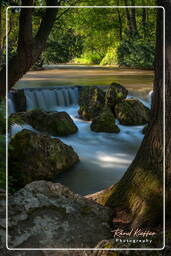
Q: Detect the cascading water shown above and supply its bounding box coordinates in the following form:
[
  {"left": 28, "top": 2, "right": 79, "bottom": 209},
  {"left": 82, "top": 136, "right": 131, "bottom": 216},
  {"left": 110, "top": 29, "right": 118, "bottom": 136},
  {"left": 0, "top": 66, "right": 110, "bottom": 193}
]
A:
[
  {"left": 9, "top": 86, "right": 152, "bottom": 195},
  {"left": 24, "top": 87, "right": 79, "bottom": 111},
  {"left": 8, "top": 92, "right": 16, "bottom": 115}
]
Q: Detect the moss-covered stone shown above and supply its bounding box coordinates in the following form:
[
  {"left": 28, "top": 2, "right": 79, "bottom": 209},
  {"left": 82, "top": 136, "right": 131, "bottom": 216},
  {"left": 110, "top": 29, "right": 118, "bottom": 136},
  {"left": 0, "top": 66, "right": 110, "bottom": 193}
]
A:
[
  {"left": 115, "top": 98, "right": 150, "bottom": 125},
  {"left": 9, "top": 110, "right": 78, "bottom": 136},
  {"left": 105, "top": 82, "right": 128, "bottom": 108},
  {"left": 9, "top": 129, "right": 79, "bottom": 191},
  {"left": 78, "top": 86, "right": 105, "bottom": 120},
  {"left": 90, "top": 108, "right": 120, "bottom": 133},
  {"left": 13, "top": 89, "right": 27, "bottom": 112}
]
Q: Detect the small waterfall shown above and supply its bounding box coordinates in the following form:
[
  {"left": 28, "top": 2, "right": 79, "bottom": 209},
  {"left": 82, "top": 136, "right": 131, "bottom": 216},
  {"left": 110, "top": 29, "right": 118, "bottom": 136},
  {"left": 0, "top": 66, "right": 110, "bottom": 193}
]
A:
[
  {"left": 147, "top": 90, "right": 153, "bottom": 104},
  {"left": 24, "top": 87, "right": 79, "bottom": 111},
  {"left": 8, "top": 92, "right": 16, "bottom": 115}
]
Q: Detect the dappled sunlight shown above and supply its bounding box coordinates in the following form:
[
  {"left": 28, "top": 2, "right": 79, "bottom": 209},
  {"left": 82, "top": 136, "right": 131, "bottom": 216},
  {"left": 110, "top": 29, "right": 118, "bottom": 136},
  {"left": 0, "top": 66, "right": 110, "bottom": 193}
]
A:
[{"left": 8, "top": 87, "right": 151, "bottom": 195}]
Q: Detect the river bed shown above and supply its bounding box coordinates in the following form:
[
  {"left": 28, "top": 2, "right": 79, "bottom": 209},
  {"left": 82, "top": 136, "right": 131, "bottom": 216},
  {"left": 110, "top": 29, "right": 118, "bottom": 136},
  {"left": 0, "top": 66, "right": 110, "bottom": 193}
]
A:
[{"left": 11, "top": 65, "right": 153, "bottom": 195}]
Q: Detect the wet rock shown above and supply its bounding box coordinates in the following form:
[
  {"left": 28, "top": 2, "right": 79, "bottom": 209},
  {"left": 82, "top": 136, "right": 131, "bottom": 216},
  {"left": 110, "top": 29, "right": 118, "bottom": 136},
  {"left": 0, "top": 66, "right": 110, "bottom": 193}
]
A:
[
  {"left": 142, "top": 124, "right": 148, "bottom": 134},
  {"left": 9, "top": 110, "right": 78, "bottom": 136},
  {"left": 13, "top": 90, "right": 27, "bottom": 112},
  {"left": 90, "top": 108, "right": 120, "bottom": 133},
  {"left": 4, "top": 181, "right": 112, "bottom": 249},
  {"left": 78, "top": 86, "right": 105, "bottom": 120},
  {"left": 115, "top": 98, "right": 150, "bottom": 125},
  {"left": 9, "top": 129, "right": 79, "bottom": 190},
  {"left": 105, "top": 83, "right": 128, "bottom": 108}
]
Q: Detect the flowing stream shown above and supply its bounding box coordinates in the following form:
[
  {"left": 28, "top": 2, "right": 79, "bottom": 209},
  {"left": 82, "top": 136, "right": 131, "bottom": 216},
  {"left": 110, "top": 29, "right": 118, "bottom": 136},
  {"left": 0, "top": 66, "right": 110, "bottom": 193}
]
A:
[{"left": 10, "top": 65, "right": 153, "bottom": 195}]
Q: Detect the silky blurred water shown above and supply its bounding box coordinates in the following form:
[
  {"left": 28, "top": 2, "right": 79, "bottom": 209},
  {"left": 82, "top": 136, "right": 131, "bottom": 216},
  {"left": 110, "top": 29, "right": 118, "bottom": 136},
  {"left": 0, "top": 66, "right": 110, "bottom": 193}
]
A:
[{"left": 11, "top": 65, "right": 153, "bottom": 195}]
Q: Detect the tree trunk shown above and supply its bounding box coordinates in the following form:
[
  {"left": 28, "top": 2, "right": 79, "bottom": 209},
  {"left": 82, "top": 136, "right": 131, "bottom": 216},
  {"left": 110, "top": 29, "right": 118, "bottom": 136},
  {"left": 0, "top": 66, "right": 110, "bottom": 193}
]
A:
[
  {"left": 116, "top": 0, "right": 122, "bottom": 40},
  {"left": 142, "top": 2, "right": 147, "bottom": 36},
  {"left": 124, "top": 0, "right": 137, "bottom": 34},
  {"left": 0, "top": 0, "right": 60, "bottom": 97},
  {"left": 95, "top": 2, "right": 169, "bottom": 231},
  {"left": 124, "top": 0, "right": 133, "bottom": 33},
  {"left": 130, "top": 0, "right": 137, "bottom": 33}
]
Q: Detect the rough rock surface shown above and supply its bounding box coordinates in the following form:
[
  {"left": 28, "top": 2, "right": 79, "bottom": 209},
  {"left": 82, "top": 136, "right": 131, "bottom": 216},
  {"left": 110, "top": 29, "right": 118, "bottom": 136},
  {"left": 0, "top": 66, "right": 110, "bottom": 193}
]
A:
[
  {"left": 9, "top": 130, "right": 79, "bottom": 190},
  {"left": 78, "top": 86, "right": 105, "bottom": 120},
  {"left": 0, "top": 181, "right": 112, "bottom": 249},
  {"left": 90, "top": 108, "right": 120, "bottom": 133},
  {"left": 13, "top": 89, "right": 27, "bottom": 112},
  {"left": 105, "top": 83, "right": 128, "bottom": 108},
  {"left": 9, "top": 110, "right": 78, "bottom": 136},
  {"left": 115, "top": 98, "right": 150, "bottom": 125}
]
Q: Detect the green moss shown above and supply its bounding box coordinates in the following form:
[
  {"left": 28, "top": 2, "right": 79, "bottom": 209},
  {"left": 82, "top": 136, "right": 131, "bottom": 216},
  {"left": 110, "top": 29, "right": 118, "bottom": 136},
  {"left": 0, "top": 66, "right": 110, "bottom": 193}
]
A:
[
  {"left": 80, "top": 206, "right": 93, "bottom": 215},
  {"left": 90, "top": 108, "right": 120, "bottom": 133}
]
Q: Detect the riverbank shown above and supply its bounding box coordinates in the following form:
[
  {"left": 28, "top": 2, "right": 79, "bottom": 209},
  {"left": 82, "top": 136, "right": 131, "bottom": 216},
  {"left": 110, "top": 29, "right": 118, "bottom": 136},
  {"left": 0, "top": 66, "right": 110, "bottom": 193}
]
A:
[{"left": 15, "top": 64, "right": 154, "bottom": 90}]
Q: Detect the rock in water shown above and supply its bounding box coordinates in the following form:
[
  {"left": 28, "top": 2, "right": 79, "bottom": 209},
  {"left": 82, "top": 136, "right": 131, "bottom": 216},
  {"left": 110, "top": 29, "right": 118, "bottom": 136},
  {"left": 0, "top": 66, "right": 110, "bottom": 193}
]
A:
[
  {"left": 9, "top": 129, "right": 79, "bottom": 190},
  {"left": 90, "top": 108, "right": 120, "bottom": 133},
  {"left": 13, "top": 89, "right": 27, "bottom": 112},
  {"left": 9, "top": 110, "right": 78, "bottom": 136},
  {"left": 105, "top": 82, "right": 128, "bottom": 108},
  {"left": 78, "top": 86, "right": 105, "bottom": 120},
  {"left": 115, "top": 98, "right": 150, "bottom": 125},
  {"left": 3, "top": 181, "right": 112, "bottom": 248}
]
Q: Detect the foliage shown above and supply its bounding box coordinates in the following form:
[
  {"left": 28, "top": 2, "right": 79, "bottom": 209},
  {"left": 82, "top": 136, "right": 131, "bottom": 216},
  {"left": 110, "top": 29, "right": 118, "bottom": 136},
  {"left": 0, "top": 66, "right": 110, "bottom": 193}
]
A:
[
  {"left": 117, "top": 33, "right": 155, "bottom": 69},
  {"left": 1, "top": 0, "right": 157, "bottom": 72},
  {"left": 100, "top": 46, "right": 118, "bottom": 66},
  {"left": 43, "top": 25, "right": 83, "bottom": 64}
]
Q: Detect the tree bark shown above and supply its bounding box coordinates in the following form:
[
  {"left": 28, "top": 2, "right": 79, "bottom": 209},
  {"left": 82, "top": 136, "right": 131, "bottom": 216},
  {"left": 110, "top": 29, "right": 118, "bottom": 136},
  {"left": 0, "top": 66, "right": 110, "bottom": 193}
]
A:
[
  {"left": 116, "top": 0, "right": 123, "bottom": 40},
  {"left": 130, "top": 0, "right": 137, "bottom": 33},
  {"left": 124, "top": 0, "right": 137, "bottom": 34},
  {"left": 95, "top": 2, "right": 169, "bottom": 231},
  {"left": 0, "top": 0, "right": 61, "bottom": 97},
  {"left": 124, "top": 0, "right": 133, "bottom": 33}
]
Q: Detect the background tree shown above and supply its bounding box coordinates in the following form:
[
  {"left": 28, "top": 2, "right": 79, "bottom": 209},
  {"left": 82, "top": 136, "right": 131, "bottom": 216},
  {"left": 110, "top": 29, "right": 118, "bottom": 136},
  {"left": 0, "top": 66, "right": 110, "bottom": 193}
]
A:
[{"left": 0, "top": 0, "right": 62, "bottom": 97}]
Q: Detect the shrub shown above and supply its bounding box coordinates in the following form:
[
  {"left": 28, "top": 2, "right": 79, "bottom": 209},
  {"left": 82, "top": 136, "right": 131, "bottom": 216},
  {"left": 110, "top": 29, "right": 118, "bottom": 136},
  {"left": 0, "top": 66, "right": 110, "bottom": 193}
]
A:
[{"left": 117, "top": 33, "right": 155, "bottom": 69}]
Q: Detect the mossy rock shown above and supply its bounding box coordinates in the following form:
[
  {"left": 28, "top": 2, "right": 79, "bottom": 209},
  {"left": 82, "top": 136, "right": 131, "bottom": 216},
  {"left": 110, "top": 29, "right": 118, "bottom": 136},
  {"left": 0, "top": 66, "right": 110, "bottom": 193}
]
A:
[
  {"left": 90, "top": 108, "right": 120, "bottom": 133},
  {"left": 115, "top": 98, "right": 150, "bottom": 125},
  {"left": 105, "top": 82, "right": 128, "bottom": 108},
  {"left": 9, "top": 129, "right": 79, "bottom": 191},
  {"left": 78, "top": 86, "right": 105, "bottom": 120},
  {"left": 9, "top": 110, "right": 78, "bottom": 136},
  {"left": 13, "top": 89, "right": 27, "bottom": 112}
]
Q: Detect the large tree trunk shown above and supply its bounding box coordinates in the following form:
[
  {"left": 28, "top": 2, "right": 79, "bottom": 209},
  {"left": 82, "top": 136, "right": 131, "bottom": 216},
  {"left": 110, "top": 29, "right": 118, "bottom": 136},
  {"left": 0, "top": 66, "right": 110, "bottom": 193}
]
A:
[
  {"left": 0, "top": 0, "right": 60, "bottom": 97},
  {"left": 94, "top": 2, "right": 170, "bottom": 230}
]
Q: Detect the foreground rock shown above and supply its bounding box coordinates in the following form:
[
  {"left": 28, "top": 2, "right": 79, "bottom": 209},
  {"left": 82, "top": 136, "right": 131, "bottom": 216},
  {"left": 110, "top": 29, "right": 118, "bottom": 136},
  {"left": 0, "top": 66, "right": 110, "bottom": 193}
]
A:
[
  {"left": 9, "top": 129, "right": 79, "bottom": 190},
  {"left": 78, "top": 86, "right": 105, "bottom": 120},
  {"left": 115, "top": 98, "right": 150, "bottom": 125},
  {"left": 90, "top": 108, "right": 120, "bottom": 133},
  {"left": 9, "top": 110, "right": 78, "bottom": 136},
  {"left": 1, "top": 181, "right": 112, "bottom": 249},
  {"left": 105, "top": 82, "right": 128, "bottom": 108}
]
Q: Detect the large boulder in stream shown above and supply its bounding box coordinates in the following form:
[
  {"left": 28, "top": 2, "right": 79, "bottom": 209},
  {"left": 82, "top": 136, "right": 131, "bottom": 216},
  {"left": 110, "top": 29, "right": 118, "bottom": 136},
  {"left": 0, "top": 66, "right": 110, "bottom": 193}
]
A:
[
  {"left": 105, "top": 82, "right": 128, "bottom": 108},
  {"left": 13, "top": 89, "right": 27, "bottom": 112},
  {"left": 9, "top": 129, "right": 79, "bottom": 190},
  {"left": 90, "top": 108, "right": 120, "bottom": 133},
  {"left": 78, "top": 86, "right": 105, "bottom": 120},
  {"left": 9, "top": 110, "right": 78, "bottom": 136},
  {"left": 0, "top": 181, "right": 112, "bottom": 249},
  {"left": 115, "top": 98, "right": 150, "bottom": 125}
]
